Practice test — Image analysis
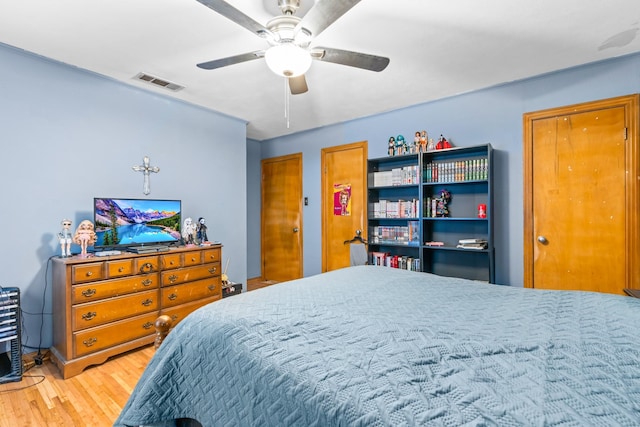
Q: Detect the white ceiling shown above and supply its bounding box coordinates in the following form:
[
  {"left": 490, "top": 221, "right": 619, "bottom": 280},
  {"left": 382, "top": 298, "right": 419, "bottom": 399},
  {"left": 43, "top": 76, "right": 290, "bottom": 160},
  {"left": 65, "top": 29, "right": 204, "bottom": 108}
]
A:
[{"left": 1, "top": 0, "right": 639, "bottom": 141}]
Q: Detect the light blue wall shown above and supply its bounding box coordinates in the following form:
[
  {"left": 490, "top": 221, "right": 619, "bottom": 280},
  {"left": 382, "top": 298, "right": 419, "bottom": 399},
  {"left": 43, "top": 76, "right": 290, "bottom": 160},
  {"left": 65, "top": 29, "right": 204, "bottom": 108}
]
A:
[
  {"left": 255, "top": 52, "right": 640, "bottom": 286},
  {"left": 0, "top": 43, "right": 248, "bottom": 354},
  {"left": 246, "top": 138, "right": 262, "bottom": 279}
]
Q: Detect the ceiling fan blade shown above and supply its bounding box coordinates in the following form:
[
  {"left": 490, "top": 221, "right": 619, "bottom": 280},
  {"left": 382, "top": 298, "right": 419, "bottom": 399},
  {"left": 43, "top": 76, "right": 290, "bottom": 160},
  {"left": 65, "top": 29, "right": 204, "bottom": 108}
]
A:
[
  {"left": 197, "top": 51, "right": 265, "bottom": 70},
  {"left": 196, "top": 0, "right": 273, "bottom": 39},
  {"left": 311, "top": 47, "right": 390, "bottom": 72},
  {"left": 296, "top": 0, "right": 361, "bottom": 38},
  {"left": 288, "top": 75, "right": 308, "bottom": 95}
]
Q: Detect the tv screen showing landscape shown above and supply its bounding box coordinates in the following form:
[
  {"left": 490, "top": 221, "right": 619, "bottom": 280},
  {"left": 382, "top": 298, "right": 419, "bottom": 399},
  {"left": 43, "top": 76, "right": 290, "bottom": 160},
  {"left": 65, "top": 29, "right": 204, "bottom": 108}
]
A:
[{"left": 94, "top": 198, "right": 182, "bottom": 248}]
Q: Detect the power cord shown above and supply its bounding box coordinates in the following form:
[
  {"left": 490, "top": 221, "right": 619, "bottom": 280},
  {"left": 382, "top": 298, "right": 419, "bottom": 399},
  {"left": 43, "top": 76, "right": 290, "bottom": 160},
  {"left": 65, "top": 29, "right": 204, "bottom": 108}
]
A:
[{"left": 19, "top": 256, "right": 55, "bottom": 360}]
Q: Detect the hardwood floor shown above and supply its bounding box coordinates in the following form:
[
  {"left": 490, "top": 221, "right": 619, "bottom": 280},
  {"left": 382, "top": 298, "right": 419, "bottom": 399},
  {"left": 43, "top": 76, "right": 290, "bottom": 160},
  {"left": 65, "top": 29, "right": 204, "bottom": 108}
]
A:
[
  {"left": 0, "top": 346, "right": 154, "bottom": 426},
  {"left": 246, "top": 276, "right": 278, "bottom": 291},
  {"left": 1, "top": 279, "right": 277, "bottom": 426}
]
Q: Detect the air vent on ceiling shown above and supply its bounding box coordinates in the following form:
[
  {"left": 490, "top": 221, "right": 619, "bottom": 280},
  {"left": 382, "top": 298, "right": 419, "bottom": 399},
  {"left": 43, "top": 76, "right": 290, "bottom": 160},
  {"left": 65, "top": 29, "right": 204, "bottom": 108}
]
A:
[{"left": 134, "top": 72, "right": 184, "bottom": 92}]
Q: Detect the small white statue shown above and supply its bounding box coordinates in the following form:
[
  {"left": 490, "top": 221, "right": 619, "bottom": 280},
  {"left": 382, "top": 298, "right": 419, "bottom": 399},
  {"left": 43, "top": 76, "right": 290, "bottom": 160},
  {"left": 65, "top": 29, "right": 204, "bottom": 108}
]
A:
[
  {"left": 182, "top": 217, "right": 197, "bottom": 246},
  {"left": 58, "top": 219, "right": 73, "bottom": 257}
]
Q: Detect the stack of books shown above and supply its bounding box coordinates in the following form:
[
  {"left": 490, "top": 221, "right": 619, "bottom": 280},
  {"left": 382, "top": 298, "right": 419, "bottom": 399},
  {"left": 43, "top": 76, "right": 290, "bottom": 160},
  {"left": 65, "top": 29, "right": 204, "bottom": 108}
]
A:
[{"left": 456, "top": 238, "right": 488, "bottom": 250}]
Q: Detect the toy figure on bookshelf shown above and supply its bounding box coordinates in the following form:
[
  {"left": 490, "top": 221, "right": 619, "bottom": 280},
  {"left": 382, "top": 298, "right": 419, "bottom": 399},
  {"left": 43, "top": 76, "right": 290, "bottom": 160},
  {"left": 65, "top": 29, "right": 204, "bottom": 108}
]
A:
[
  {"left": 73, "top": 220, "right": 97, "bottom": 257},
  {"left": 427, "top": 138, "right": 435, "bottom": 151},
  {"left": 414, "top": 132, "right": 420, "bottom": 151},
  {"left": 58, "top": 219, "right": 73, "bottom": 257},
  {"left": 182, "top": 217, "right": 197, "bottom": 246},
  {"left": 406, "top": 134, "right": 417, "bottom": 154},
  {"left": 197, "top": 217, "right": 209, "bottom": 244},
  {"left": 436, "top": 135, "right": 452, "bottom": 150},
  {"left": 436, "top": 189, "right": 451, "bottom": 217},
  {"left": 396, "top": 135, "right": 406, "bottom": 155},
  {"left": 388, "top": 137, "right": 395, "bottom": 156},
  {"left": 420, "top": 130, "right": 428, "bottom": 152}
]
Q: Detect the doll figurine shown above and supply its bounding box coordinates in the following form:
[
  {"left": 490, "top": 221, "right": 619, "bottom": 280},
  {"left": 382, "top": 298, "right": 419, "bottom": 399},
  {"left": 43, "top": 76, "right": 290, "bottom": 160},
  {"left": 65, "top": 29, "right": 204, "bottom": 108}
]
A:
[
  {"left": 197, "top": 217, "right": 208, "bottom": 244},
  {"left": 73, "top": 220, "right": 97, "bottom": 257},
  {"left": 396, "top": 135, "right": 406, "bottom": 155},
  {"left": 420, "top": 130, "right": 428, "bottom": 152},
  {"left": 427, "top": 138, "right": 435, "bottom": 151},
  {"left": 388, "top": 137, "right": 395, "bottom": 156},
  {"left": 58, "top": 219, "right": 73, "bottom": 257},
  {"left": 436, "top": 189, "right": 452, "bottom": 217},
  {"left": 182, "top": 217, "right": 197, "bottom": 246}
]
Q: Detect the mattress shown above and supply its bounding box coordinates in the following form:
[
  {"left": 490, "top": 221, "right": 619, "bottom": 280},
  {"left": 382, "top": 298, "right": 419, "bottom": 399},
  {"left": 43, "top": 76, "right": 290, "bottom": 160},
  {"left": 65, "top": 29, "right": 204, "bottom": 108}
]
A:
[{"left": 115, "top": 266, "right": 640, "bottom": 426}]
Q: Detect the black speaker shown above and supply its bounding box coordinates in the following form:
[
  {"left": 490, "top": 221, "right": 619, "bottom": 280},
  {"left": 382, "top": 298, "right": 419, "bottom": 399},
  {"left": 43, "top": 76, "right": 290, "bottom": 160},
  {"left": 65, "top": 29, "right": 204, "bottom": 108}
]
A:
[{"left": 0, "top": 287, "right": 22, "bottom": 384}]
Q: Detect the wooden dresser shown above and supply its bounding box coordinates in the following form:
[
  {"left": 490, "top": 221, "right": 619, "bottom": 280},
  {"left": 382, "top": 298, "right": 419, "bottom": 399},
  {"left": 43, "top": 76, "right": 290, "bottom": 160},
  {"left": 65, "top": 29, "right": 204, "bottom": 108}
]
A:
[{"left": 50, "top": 244, "right": 222, "bottom": 379}]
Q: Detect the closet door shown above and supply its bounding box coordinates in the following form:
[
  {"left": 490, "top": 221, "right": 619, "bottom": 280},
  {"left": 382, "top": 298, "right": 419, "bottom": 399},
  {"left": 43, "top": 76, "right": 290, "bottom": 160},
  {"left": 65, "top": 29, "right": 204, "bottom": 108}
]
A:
[{"left": 523, "top": 95, "right": 639, "bottom": 294}]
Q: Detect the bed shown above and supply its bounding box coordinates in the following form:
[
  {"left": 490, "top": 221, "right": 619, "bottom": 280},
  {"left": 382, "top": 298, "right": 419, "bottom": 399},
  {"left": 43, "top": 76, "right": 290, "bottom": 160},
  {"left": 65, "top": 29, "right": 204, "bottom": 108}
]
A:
[{"left": 115, "top": 266, "right": 640, "bottom": 426}]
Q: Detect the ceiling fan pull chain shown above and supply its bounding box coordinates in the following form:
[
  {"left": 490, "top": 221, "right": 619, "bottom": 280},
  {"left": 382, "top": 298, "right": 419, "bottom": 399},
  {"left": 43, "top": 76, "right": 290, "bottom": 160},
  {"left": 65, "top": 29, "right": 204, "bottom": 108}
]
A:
[{"left": 285, "top": 77, "right": 291, "bottom": 128}]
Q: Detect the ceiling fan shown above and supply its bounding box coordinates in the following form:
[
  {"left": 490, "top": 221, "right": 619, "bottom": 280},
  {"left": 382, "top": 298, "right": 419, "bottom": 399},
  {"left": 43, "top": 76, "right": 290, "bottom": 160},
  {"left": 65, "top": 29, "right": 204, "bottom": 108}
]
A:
[{"left": 195, "top": 0, "right": 390, "bottom": 95}]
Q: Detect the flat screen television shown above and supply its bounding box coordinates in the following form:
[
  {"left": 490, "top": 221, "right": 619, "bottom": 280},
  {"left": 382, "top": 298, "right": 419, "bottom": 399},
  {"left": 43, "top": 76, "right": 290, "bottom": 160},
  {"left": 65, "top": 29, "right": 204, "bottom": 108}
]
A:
[{"left": 93, "top": 198, "right": 182, "bottom": 249}]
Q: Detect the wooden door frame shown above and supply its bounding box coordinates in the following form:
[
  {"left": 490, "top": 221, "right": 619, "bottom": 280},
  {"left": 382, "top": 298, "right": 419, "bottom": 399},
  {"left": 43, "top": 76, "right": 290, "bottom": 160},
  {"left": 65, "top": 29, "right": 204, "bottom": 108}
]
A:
[
  {"left": 321, "top": 141, "right": 368, "bottom": 272},
  {"left": 261, "top": 152, "right": 303, "bottom": 280},
  {"left": 523, "top": 94, "right": 639, "bottom": 289}
]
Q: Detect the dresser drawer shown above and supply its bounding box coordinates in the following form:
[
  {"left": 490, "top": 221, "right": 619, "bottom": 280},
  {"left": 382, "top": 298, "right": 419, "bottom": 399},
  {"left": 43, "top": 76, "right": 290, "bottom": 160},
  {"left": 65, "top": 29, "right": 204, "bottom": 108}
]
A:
[
  {"left": 72, "top": 262, "right": 104, "bottom": 284},
  {"left": 160, "top": 253, "right": 182, "bottom": 270},
  {"left": 161, "top": 277, "right": 222, "bottom": 308},
  {"left": 160, "top": 296, "right": 219, "bottom": 327},
  {"left": 72, "top": 289, "right": 159, "bottom": 331},
  {"left": 106, "top": 259, "right": 134, "bottom": 278},
  {"left": 203, "top": 247, "right": 221, "bottom": 263},
  {"left": 161, "top": 262, "right": 221, "bottom": 286},
  {"left": 135, "top": 256, "right": 160, "bottom": 274},
  {"left": 73, "top": 312, "right": 157, "bottom": 357},
  {"left": 72, "top": 273, "right": 159, "bottom": 304},
  {"left": 183, "top": 250, "right": 203, "bottom": 266}
]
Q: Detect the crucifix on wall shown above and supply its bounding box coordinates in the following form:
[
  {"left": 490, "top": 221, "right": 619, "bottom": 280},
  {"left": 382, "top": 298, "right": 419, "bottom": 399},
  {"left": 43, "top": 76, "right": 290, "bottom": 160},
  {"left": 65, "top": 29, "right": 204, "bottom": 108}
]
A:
[{"left": 132, "top": 156, "right": 160, "bottom": 195}]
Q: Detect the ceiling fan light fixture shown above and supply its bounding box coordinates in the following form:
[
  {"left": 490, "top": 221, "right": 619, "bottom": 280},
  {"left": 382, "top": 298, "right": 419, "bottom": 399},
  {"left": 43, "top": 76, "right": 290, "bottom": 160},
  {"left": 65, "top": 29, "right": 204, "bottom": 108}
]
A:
[{"left": 265, "top": 43, "right": 312, "bottom": 77}]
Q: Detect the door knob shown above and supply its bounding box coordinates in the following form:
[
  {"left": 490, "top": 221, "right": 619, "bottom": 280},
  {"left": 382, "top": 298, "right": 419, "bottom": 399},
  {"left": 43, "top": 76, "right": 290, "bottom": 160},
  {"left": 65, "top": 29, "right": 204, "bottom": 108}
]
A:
[
  {"left": 293, "top": 227, "right": 299, "bottom": 232},
  {"left": 537, "top": 236, "right": 548, "bottom": 244}
]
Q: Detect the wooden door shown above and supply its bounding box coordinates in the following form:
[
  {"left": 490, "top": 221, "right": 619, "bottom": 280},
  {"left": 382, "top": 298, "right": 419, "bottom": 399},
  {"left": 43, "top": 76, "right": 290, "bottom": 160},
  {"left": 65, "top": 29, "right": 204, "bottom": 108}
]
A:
[
  {"left": 321, "top": 141, "right": 368, "bottom": 272},
  {"left": 523, "top": 95, "right": 639, "bottom": 294},
  {"left": 261, "top": 153, "right": 303, "bottom": 282}
]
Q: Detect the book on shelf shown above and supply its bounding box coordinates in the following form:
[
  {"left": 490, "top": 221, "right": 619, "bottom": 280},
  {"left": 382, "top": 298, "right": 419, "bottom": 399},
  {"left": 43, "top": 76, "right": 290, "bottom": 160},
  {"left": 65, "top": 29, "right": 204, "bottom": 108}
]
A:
[
  {"left": 371, "top": 165, "right": 419, "bottom": 187},
  {"left": 369, "top": 253, "right": 420, "bottom": 271},
  {"left": 458, "top": 238, "right": 487, "bottom": 244},
  {"left": 423, "top": 157, "right": 488, "bottom": 183},
  {"left": 456, "top": 244, "right": 487, "bottom": 250},
  {"left": 456, "top": 238, "right": 488, "bottom": 250}
]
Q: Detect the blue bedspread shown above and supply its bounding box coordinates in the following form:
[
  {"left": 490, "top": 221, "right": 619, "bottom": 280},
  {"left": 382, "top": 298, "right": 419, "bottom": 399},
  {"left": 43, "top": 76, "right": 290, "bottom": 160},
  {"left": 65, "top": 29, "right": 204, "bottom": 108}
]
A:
[{"left": 115, "top": 266, "right": 640, "bottom": 426}]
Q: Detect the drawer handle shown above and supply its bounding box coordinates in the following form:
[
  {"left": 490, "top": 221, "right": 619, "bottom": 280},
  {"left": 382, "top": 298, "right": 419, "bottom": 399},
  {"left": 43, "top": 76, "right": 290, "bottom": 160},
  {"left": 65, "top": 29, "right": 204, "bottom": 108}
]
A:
[
  {"left": 207, "top": 284, "right": 216, "bottom": 291},
  {"left": 209, "top": 267, "right": 217, "bottom": 274},
  {"left": 142, "top": 322, "right": 154, "bottom": 330},
  {"left": 168, "top": 274, "right": 178, "bottom": 283},
  {"left": 168, "top": 293, "right": 178, "bottom": 301},
  {"left": 191, "top": 257, "right": 197, "bottom": 262},
  {"left": 82, "top": 311, "right": 97, "bottom": 321},
  {"left": 83, "top": 337, "right": 97, "bottom": 347},
  {"left": 118, "top": 267, "right": 124, "bottom": 272},
  {"left": 140, "top": 262, "right": 154, "bottom": 273},
  {"left": 171, "top": 314, "right": 178, "bottom": 321},
  {"left": 141, "top": 299, "right": 153, "bottom": 307},
  {"left": 141, "top": 279, "right": 153, "bottom": 287},
  {"left": 85, "top": 271, "right": 93, "bottom": 277},
  {"left": 170, "top": 260, "right": 175, "bottom": 265},
  {"left": 81, "top": 288, "right": 97, "bottom": 298}
]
